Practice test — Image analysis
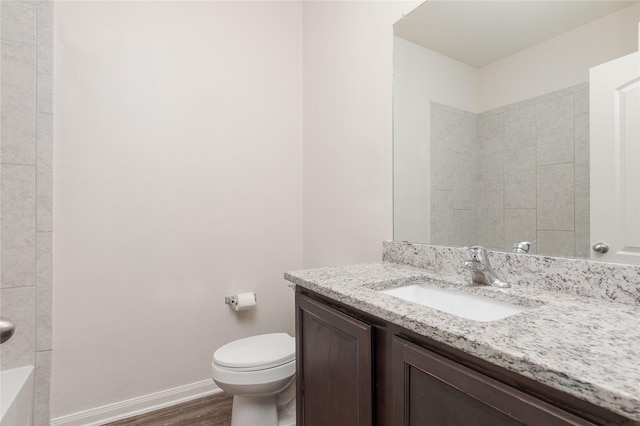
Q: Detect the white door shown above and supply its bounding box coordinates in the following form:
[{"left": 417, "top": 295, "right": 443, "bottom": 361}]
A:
[{"left": 590, "top": 52, "right": 640, "bottom": 264}]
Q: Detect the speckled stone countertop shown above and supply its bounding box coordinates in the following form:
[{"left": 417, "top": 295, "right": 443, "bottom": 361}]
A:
[{"left": 285, "top": 261, "right": 640, "bottom": 422}]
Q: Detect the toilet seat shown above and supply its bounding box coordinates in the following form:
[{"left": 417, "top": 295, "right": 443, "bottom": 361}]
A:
[
  {"left": 211, "top": 358, "right": 295, "bottom": 387},
  {"left": 213, "top": 333, "right": 295, "bottom": 371}
]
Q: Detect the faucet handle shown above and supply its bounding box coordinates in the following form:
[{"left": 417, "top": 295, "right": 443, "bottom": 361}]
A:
[
  {"left": 465, "top": 245, "right": 488, "bottom": 262},
  {"left": 512, "top": 241, "right": 535, "bottom": 254},
  {"left": 462, "top": 246, "right": 509, "bottom": 288}
]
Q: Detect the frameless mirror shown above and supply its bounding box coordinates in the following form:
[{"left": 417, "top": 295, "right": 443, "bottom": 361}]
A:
[{"left": 393, "top": 1, "right": 640, "bottom": 264}]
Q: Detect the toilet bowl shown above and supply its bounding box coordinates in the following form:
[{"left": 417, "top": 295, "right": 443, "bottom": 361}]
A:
[{"left": 211, "top": 333, "right": 296, "bottom": 426}]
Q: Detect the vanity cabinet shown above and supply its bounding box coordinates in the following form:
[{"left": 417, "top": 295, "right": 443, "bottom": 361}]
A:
[
  {"left": 295, "top": 290, "right": 633, "bottom": 426},
  {"left": 295, "top": 293, "right": 373, "bottom": 426},
  {"left": 392, "top": 336, "right": 595, "bottom": 426}
]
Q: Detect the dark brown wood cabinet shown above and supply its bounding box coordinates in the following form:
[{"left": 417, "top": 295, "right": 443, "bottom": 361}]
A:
[
  {"left": 392, "top": 335, "right": 595, "bottom": 426},
  {"left": 295, "top": 292, "right": 373, "bottom": 426},
  {"left": 295, "top": 289, "right": 636, "bottom": 426}
]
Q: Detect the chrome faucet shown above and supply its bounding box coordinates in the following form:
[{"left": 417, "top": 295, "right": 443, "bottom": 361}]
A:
[
  {"left": 512, "top": 240, "right": 535, "bottom": 254},
  {"left": 463, "top": 246, "right": 509, "bottom": 288}
]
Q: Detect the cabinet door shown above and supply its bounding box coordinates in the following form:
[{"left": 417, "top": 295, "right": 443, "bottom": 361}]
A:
[
  {"left": 392, "top": 336, "right": 596, "bottom": 426},
  {"left": 296, "top": 293, "right": 373, "bottom": 426}
]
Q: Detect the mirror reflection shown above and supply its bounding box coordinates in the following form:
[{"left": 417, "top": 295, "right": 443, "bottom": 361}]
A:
[{"left": 393, "top": 1, "right": 640, "bottom": 264}]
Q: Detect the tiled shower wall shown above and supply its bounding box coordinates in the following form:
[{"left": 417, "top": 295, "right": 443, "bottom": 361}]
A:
[
  {"left": 431, "top": 83, "right": 589, "bottom": 257},
  {"left": 1, "top": 1, "right": 53, "bottom": 425},
  {"left": 430, "top": 103, "right": 478, "bottom": 247}
]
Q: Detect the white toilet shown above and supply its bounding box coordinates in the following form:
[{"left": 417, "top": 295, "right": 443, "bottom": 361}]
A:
[{"left": 211, "top": 333, "right": 296, "bottom": 426}]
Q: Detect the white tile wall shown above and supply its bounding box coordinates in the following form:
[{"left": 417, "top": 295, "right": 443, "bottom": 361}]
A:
[
  {"left": 36, "top": 72, "right": 53, "bottom": 114},
  {"left": 36, "top": 113, "right": 53, "bottom": 231},
  {"left": 1, "top": 1, "right": 36, "bottom": 44},
  {"left": 453, "top": 151, "right": 476, "bottom": 210},
  {"left": 477, "top": 111, "right": 503, "bottom": 152},
  {"left": 1, "top": 1, "right": 53, "bottom": 424},
  {"left": 35, "top": 350, "right": 52, "bottom": 426},
  {"left": 504, "top": 103, "right": 536, "bottom": 150},
  {"left": 429, "top": 83, "right": 590, "bottom": 256},
  {"left": 431, "top": 103, "right": 479, "bottom": 248},
  {"left": 476, "top": 190, "right": 504, "bottom": 250},
  {"left": 1, "top": 165, "right": 36, "bottom": 288},
  {"left": 0, "top": 286, "right": 36, "bottom": 368},
  {"left": 537, "top": 163, "right": 575, "bottom": 231},
  {"left": 431, "top": 189, "right": 454, "bottom": 245},
  {"left": 573, "top": 83, "right": 589, "bottom": 115},
  {"left": 430, "top": 106, "right": 456, "bottom": 191},
  {"left": 504, "top": 209, "right": 536, "bottom": 253},
  {"left": 452, "top": 209, "right": 476, "bottom": 247},
  {"left": 536, "top": 93, "right": 575, "bottom": 166},
  {"left": 36, "top": 232, "right": 53, "bottom": 351},
  {"left": 1, "top": 39, "right": 37, "bottom": 165},
  {"left": 537, "top": 230, "right": 576, "bottom": 257},
  {"left": 574, "top": 184, "right": 591, "bottom": 258},
  {"left": 36, "top": 2, "right": 53, "bottom": 75},
  {"left": 504, "top": 145, "right": 536, "bottom": 209},
  {"left": 574, "top": 112, "right": 590, "bottom": 186}
]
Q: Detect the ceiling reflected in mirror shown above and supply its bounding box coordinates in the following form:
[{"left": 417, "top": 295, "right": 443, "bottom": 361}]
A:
[{"left": 394, "top": 1, "right": 636, "bottom": 67}]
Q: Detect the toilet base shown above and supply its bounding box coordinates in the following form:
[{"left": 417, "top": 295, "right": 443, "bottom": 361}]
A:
[
  {"left": 277, "top": 402, "right": 296, "bottom": 426},
  {"left": 230, "top": 393, "right": 296, "bottom": 426},
  {"left": 231, "top": 395, "right": 277, "bottom": 426}
]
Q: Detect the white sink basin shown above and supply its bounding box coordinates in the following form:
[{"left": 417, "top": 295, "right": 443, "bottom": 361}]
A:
[{"left": 380, "top": 283, "right": 527, "bottom": 322}]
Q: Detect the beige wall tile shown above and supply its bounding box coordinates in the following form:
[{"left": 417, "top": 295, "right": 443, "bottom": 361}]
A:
[
  {"left": 1, "top": 1, "right": 36, "bottom": 44},
  {"left": 1, "top": 165, "right": 36, "bottom": 288},
  {"left": 478, "top": 112, "right": 503, "bottom": 153},
  {"left": 504, "top": 209, "right": 537, "bottom": 253},
  {"left": 504, "top": 103, "right": 536, "bottom": 150},
  {"left": 478, "top": 145, "right": 504, "bottom": 191},
  {"left": 37, "top": 71, "right": 53, "bottom": 114},
  {"left": 453, "top": 149, "right": 476, "bottom": 210},
  {"left": 537, "top": 230, "right": 575, "bottom": 257},
  {"left": 0, "top": 287, "right": 36, "bottom": 368},
  {"left": 431, "top": 190, "right": 453, "bottom": 245},
  {"left": 476, "top": 190, "right": 504, "bottom": 250},
  {"left": 574, "top": 113, "right": 589, "bottom": 186},
  {"left": 536, "top": 93, "right": 574, "bottom": 166},
  {"left": 37, "top": 113, "right": 53, "bottom": 231},
  {"left": 1, "top": 40, "right": 37, "bottom": 165},
  {"left": 36, "top": 1, "right": 53, "bottom": 75},
  {"left": 573, "top": 83, "right": 589, "bottom": 116},
  {"left": 537, "top": 163, "right": 574, "bottom": 231},
  {"left": 35, "top": 350, "right": 52, "bottom": 426},
  {"left": 430, "top": 105, "right": 456, "bottom": 191},
  {"left": 575, "top": 183, "right": 590, "bottom": 258},
  {"left": 36, "top": 232, "right": 52, "bottom": 351},
  {"left": 453, "top": 209, "right": 476, "bottom": 247},
  {"left": 504, "top": 145, "right": 536, "bottom": 209}
]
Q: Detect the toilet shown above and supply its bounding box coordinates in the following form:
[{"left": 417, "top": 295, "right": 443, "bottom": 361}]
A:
[{"left": 211, "top": 333, "right": 296, "bottom": 426}]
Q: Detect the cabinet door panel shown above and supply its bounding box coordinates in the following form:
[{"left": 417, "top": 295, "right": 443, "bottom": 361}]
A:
[
  {"left": 296, "top": 293, "right": 373, "bottom": 426},
  {"left": 393, "top": 336, "right": 595, "bottom": 426},
  {"left": 407, "top": 363, "right": 523, "bottom": 425}
]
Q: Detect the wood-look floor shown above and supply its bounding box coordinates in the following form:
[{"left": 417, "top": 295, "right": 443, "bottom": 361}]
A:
[{"left": 105, "top": 392, "right": 233, "bottom": 426}]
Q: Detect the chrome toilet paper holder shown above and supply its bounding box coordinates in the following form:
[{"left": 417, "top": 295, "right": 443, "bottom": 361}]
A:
[{"left": 225, "top": 293, "right": 257, "bottom": 306}]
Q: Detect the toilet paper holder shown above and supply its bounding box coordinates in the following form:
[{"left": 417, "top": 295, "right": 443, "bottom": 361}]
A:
[{"left": 225, "top": 293, "right": 257, "bottom": 306}]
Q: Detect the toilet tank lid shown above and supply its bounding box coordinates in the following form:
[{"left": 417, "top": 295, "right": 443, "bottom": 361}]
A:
[{"left": 213, "top": 333, "right": 295, "bottom": 369}]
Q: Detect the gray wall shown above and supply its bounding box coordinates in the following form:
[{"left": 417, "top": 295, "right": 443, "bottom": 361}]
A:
[
  {"left": 431, "top": 83, "right": 590, "bottom": 257},
  {"left": 1, "top": 1, "right": 53, "bottom": 424}
]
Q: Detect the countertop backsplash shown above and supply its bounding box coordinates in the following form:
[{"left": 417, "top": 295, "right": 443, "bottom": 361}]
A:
[{"left": 382, "top": 241, "right": 640, "bottom": 306}]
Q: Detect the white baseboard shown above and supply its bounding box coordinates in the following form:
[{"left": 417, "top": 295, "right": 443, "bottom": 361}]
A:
[{"left": 50, "top": 380, "right": 221, "bottom": 426}]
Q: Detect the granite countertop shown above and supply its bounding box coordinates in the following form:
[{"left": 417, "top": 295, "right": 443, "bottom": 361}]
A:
[{"left": 285, "top": 261, "right": 640, "bottom": 422}]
